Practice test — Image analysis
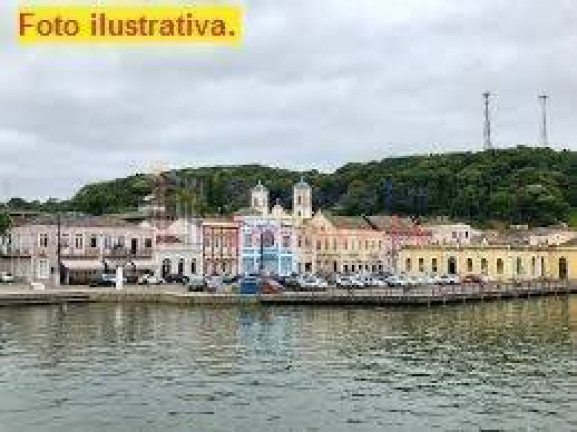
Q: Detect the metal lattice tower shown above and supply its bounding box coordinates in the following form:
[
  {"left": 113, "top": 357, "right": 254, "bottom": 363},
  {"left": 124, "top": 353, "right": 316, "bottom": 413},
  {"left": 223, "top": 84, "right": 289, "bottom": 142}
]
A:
[
  {"left": 538, "top": 94, "right": 549, "bottom": 147},
  {"left": 483, "top": 92, "right": 493, "bottom": 150}
]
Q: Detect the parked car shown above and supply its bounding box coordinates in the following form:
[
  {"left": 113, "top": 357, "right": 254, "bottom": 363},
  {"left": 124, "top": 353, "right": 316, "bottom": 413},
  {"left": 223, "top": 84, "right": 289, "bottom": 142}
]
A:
[
  {"left": 187, "top": 275, "right": 207, "bottom": 292},
  {"left": 335, "top": 274, "right": 351, "bottom": 288},
  {"left": 386, "top": 275, "right": 409, "bottom": 288},
  {"left": 438, "top": 274, "right": 461, "bottom": 285},
  {"left": 138, "top": 273, "right": 164, "bottom": 285},
  {"left": 297, "top": 275, "right": 327, "bottom": 291},
  {"left": 462, "top": 274, "right": 490, "bottom": 284},
  {"left": 164, "top": 274, "right": 189, "bottom": 285},
  {"left": 283, "top": 274, "right": 301, "bottom": 290},
  {"left": 89, "top": 273, "right": 117, "bottom": 287},
  {"left": 0, "top": 272, "right": 14, "bottom": 283}
]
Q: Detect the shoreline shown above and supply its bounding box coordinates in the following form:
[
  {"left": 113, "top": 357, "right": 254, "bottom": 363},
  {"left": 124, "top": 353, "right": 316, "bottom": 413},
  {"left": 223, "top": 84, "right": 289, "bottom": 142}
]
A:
[{"left": 0, "top": 281, "right": 575, "bottom": 308}]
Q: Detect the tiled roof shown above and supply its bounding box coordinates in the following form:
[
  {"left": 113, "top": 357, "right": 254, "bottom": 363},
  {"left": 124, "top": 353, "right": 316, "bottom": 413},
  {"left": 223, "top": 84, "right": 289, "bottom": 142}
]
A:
[
  {"left": 20, "top": 214, "right": 139, "bottom": 228},
  {"left": 325, "top": 215, "right": 375, "bottom": 230},
  {"left": 366, "top": 215, "right": 421, "bottom": 232}
]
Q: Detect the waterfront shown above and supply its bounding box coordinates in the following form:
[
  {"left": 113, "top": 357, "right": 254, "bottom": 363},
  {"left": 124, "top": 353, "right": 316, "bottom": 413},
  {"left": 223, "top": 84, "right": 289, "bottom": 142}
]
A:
[{"left": 0, "top": 297, "right": 576, "bottom": 431}]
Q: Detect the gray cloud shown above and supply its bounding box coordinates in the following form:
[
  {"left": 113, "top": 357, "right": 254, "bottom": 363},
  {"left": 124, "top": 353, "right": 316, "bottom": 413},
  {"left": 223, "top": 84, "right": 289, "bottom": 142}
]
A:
[{"left": 1, "top": 0, "right": 576, "bottom": 199}]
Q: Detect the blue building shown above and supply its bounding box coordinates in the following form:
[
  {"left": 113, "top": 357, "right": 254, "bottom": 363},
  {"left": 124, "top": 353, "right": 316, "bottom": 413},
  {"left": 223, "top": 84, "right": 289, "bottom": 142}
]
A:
[{"left": 236, "top": 215, "right": 295, "bottom": 276}]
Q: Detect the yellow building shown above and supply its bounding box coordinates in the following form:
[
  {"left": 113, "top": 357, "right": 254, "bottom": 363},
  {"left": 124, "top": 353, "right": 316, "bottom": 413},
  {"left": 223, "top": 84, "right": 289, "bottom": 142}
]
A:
[
  {"left": 297, "top": 211, "right": 384, "bottom": 274},
  {"left": 398, "top": 243, "right": 577, "bottom": 282}
]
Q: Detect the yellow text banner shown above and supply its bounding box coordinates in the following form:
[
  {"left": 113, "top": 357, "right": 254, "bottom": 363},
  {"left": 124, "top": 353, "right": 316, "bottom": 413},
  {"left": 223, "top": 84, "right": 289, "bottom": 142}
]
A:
[{"left": 18, "top": 5, "right": 242, "bottom": 44}]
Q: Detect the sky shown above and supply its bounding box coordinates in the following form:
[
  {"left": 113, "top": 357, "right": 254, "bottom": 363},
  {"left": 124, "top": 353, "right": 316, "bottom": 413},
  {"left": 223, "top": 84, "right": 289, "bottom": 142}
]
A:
[{"left": 1, "top": 0, "right": 576, "bottom": 200}]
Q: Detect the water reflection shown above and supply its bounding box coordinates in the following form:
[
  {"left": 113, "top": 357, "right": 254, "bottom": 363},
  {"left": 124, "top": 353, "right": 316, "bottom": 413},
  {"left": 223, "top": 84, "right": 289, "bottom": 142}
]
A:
[{"left": 0, "top": 296, "right": 575, "bottom": 431}]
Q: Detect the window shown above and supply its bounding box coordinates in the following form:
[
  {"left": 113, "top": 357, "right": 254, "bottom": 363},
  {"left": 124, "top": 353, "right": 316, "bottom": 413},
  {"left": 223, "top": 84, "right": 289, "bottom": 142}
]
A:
[
  {"left": 61, "top": 234, "right": 70, "bottom": 248},
  {"left": 316, "top": 240, "right": 321, "bottom": 250},
  {"left": 104, "top": 236, "right": 112, "bottom": 248},
  {"left": 117, "top": 236, "right": 125, "bottom": 248},
  {"left": 531, "top": 257, "right": 536, "bottom": 275},
  {"left": 282, "top": 236, "right": 291, "bottom": 248},
  {"left": 244, "top": 233, "right": 252, "bottom": 247},
  {"left": 39, "top": 233, "right": 49, "bottom": 248},
  {"left": 497, "top": 258, "right": 504, "bottom": 274},
  {"left": 432, "top": 258, "right": 438, "bottom": 273},
  {"left": 481, "top": 258, "right": 488, "bottom": 274},
  {"left": 145, "top": 238, "right": 152, "bottom": 248},
  {"left": 204, "top": 237, "right": 210, "bottom": 247},
  {"left": 365, "top": 240, "right": 369, "bottom": 250},
  {"left": 191, "top": 259, "right": 197, "bottom": 275},
  {"left": 332, "top": 238, "right": 337, "bottom": 250},
  {"left": 467, "top": 258, "right": 473, "bottom": 273},
  {"left": 405, "top": 258, "right": 412, "bottom": 272},
  {"left": 516, "top": 257, "right": 523, "bottom": 275},
  {"left": 215, "top": 237, "right": 220, "bottom": 248},
  {"left": 298, "top": 236, "right": 302, "bottom": 248},
  {"left": 418, "top": 258, "right": 424, "bottom": 272},
  {"left": 74, "top": 234, "right": 84, "bottom": 249},
  {"left": 325, "top": 239, "right": 329, "bottom": 250},
  {"left": 378, "top": 240, "right": 382, "bottom": 250},
  {"left": 344, "top": 240, "right": 348, "bottom": 250},
  {"left": 90, "top": 235, "right": 98, "bottom": 248}
]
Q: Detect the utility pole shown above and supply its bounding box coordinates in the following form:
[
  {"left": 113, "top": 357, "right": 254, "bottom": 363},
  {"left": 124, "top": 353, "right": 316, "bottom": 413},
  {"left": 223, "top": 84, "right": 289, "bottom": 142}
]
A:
[
  {"left": 538, "top": 94, "right": 549, "bottom": 147},
  {"left": 483, "top": 91, "right": 493, "bottom": 151}
]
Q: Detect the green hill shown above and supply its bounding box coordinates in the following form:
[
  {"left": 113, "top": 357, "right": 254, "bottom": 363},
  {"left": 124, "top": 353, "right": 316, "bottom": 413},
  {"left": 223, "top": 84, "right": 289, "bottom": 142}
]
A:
[{"left": 5, "top": 146, "right": 577, "bottom": 227}]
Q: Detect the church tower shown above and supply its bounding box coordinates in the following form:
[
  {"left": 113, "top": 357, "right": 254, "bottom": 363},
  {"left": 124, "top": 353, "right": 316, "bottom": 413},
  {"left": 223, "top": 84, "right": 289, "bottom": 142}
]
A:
[
  {"left": 293, "top": 178, "right": 312, "bottom": 220},
  {"left": 251, "top": 181, "right": 269, "bottom": 216}
]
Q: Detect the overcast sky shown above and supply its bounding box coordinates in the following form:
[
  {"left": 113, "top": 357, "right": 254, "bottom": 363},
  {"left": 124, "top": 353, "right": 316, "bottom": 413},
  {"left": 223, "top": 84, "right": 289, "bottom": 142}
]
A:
[{"left": 1, "top": 0, "right": 576, "bottom": 200}]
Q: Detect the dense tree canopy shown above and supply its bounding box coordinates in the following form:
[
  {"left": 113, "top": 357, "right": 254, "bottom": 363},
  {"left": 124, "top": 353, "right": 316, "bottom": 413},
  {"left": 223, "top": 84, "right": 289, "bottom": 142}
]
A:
[{"left": 3, "top": 146, "right": 577, "bottom": 227}]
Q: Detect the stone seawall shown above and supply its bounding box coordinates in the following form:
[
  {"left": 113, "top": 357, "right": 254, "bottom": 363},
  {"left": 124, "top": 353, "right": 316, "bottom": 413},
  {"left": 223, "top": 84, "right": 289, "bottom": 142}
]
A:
[{"left": 0, "top": 282, "right": 575, "bottom": 308}]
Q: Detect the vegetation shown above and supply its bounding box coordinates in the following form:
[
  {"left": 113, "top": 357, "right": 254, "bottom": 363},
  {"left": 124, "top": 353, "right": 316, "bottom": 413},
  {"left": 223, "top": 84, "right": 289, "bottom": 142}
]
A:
[
  {"left": 2, "top": 146, "right": 577, "bottom": 227},
  {"left": 0, "top": 212, "right": 10, "bottom": 236}
]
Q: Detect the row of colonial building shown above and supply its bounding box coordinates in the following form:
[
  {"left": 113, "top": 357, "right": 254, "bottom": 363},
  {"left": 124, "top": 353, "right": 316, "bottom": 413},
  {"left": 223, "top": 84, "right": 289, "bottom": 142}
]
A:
[{"left": 1, "top": 179, "right": 576, "bottom": 285}]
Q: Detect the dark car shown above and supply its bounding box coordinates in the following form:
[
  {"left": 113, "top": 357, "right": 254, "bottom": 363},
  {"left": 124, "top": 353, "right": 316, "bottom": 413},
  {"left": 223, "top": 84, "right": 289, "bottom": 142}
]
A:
[
  {"left": 164, "top": 274, "right": 190, "bottom": 285},
  {"left": 187, "top": 275, "right": 207, "bottom": 292},
  {"left": 89, "top": 274, "right": 116, "bottom": 287}
]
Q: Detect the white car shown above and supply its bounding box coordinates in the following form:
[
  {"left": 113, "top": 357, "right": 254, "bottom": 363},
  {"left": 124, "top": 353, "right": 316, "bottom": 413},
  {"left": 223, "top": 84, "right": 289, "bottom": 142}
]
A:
[
  {"left": 138, "top": 274, "right": 164, "bottom": 285},
  {"left": 0, "top": 272, "right": 14, "bottom": 283}
]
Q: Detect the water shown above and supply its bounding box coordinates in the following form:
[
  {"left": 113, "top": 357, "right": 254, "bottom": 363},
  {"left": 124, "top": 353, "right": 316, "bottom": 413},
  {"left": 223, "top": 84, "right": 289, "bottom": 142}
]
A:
[{"left": 0, "top": 297, "right": 576, "bottom": 431}]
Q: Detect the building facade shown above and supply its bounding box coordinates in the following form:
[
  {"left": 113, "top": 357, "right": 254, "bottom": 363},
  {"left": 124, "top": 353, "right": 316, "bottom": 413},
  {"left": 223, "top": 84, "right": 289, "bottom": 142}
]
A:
[
  {"left": 0, "top": 215, "right": 155, "bottom": 285},
  {"left": 297, "top": 211, "right": 384, "bottom": 275},
  {"left": 146, "top": 217, "right": 203, "bottom": 279},
  {"left": 398, "top": 243, "right": 577, "bottom": 282},
  {"left": 236, "top": 215, "right": 296, "bottom": 276},
  {"left": 202, "top": 217, "right": 240, "bottom": 276}
]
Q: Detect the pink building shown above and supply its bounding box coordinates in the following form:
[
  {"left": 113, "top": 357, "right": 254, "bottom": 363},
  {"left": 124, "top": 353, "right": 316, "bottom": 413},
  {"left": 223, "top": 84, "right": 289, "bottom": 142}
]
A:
[{"left": 0, "top": 214, "right": 155, "bottom": 285}]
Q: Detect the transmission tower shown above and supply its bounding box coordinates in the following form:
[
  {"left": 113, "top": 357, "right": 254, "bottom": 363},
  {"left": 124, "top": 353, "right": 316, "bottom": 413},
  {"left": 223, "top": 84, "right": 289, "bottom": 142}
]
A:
[
  {"left": 538, "top": 94, "right": 549, "bottom": 147},
  {"left": 483, "top": 92, "right": 493, "bottom": 150}
]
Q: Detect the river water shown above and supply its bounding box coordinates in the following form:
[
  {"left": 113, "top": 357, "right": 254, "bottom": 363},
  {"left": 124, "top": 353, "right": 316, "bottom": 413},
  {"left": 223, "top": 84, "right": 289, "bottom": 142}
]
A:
[{"left": 0, "top": 297, "right": 576, "bottom": 431}]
